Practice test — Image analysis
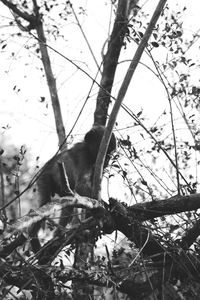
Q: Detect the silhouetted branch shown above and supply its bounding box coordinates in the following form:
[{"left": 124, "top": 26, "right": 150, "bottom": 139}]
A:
[{"left": 130, "top": 193, "right": 200, "bottom": 221}]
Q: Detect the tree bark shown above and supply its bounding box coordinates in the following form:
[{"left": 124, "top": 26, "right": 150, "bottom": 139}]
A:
[
  {"left": 33, "top": 0, "right": 66, "bottom": 148},
  {"left": 93, "top": 0, "right": 130, "bottom": 126},
  {"left": 92, "top": 0, "right": 168, "bottom": 200}
]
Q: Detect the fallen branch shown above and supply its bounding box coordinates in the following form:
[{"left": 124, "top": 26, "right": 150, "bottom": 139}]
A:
[
  {"left": 130, "top": 193, "right": 200, "bottom": 221},
  {"left": 1, "top": 192, "right": 200, "bottom": 264},
  {"left": 2, "top": 193, "right": 102, "bottom": 239}
]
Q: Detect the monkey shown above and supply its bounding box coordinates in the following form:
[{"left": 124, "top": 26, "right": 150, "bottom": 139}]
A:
[{"left": 30, "top": 125, "right": 116, "bottom": 253}]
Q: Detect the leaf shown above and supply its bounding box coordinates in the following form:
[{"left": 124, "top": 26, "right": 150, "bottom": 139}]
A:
[
  {"left": 169, "top": 224, "right": 179, "bottom": 233},
  {"left": 40, "top": 96, "right": 45, "bottom": 102},
  {"left": 122, "top": 171, "right": 127, "bottom": 178},
  {"left": 151, "top": 41, "right": 159, "bottom": 48},
  {"left": 153, "top": 33, "right": 158, "bottom": 40},
  {"left": 176, "top": 31, "right": 182, "bottom": 37},
  {"left": 150, "top": 127, "right": 158, "bottom": 133},
  {"left": 112, "top": 164, "right": 120, "bottom": 168},
  {"left": 120, "top": 138, "right": 131, "bottom": 147},
  {"left": 138, "top": 31, "right": 143, "bottom": 38},
  {"left": 137, "top": 110, "right": 143, "bottom": 117},
  {"left": 141, "top": 179, "right": 147, "bottom": 186}
]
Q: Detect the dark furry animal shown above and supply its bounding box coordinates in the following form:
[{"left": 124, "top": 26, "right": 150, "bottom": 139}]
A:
[{"left": 30, "top": 125, "right": 116, "bottom": 253}]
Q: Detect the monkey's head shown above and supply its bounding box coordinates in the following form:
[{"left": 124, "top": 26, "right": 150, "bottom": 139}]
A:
[{"left": 84, "top": 125, "right": 116, "bottom": 165}]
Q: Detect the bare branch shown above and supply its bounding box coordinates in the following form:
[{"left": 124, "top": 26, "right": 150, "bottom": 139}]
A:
[
  {"left": 0, "top": 151, "right": 6, "bottom": 222},
  {"left": 92, "top": 0, "right": 167, "bottom": 200},
  {"left": 130, "top": 193, "right": 200, "bottom": 221},
  {"left": 94, "top": 0, "right": 130, "bottom": 126},
  {"left": 1, "top": 0, "right": 67, "bottom": 148},
  {"left": 31, "top": 0, "right": 66, "bottom": 148},
  {"left": 0, "top": 0, "right": 35, "bottom": 23}
]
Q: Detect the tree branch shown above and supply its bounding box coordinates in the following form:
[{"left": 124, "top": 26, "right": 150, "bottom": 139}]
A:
[
  {"left": 2, "top": 193, "right": 102, "bottom": 239},
  {"left": 0, "top": 0, "right": 35, "bottom": 23},
  {"left": 32, "top": 0, "right": 66, "bottom": 148},
  {"left": 1, "top": 0, "right": 67, "bottom": 148},
  {"left": 94, "top": 0, "right": 130, "bottom": 126},
  {"left": 1, "top": 192, "right": 200, "bottom": 292},
  {"left": 179, "top": 218, "right": 200, "bottom": 250},
  {"left": 92, "top": 0, "right": 167, "bottom": 200},
  {"left": 2, "top": 192, "right": 200, "bottom": 261},
  {"left": 130, "top": 193, "right": 200, "bottom": 221}
]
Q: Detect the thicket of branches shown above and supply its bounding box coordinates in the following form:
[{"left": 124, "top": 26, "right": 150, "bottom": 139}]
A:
[{"left": 1, "top": 0, "right": 200, "bottom": 299}]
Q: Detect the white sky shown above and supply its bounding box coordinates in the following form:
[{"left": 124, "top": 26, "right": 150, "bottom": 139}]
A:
[{"left": 0, "top": 0, "right": 200, "bottom": 174}]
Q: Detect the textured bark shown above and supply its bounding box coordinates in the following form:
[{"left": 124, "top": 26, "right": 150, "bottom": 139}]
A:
[
  {"left": 33, "top": 1, "right": 66, "bottom": 148},
  {"left": 130, "top": 193, "right": 200, "bottom": 220},
  {"left": 94, "top": 0, "right": 130, "bottom": 126}
]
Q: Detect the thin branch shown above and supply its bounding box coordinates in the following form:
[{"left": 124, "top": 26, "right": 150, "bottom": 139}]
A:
[
  {"left": 0, "top": 0, "right": 35, "bottom": 23},
  {"left": 70, "top": 2, "right": 101, "bottom": 73},
  {"left": 92, "top": 0, "right": 168, "bottom": 200},
  {"left": 1, "top": 0, "right": 67, "bottom": 148},
  {"left": 32, "top": 0, "right": 66, "bottom": 148},
  {"left": 168, "top": 96, "right": 180, "bottom": 193},
  {"left": 121, "top": 104, "right": 193, "bottom": 192},
  {"left": 148, "top": 52, "right": 180, "bottom": 194},
  {"left": 0, "top": 152, "right": 6, "bottom": 221}
]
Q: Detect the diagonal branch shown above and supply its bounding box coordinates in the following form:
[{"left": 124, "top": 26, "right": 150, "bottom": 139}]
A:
[
  {"left": 179, "top": 219, "right": 200, "bottom": 250},
  {"left": 0, "top": 0, "right": 35, "bottom": 22},
  {"left": 130, "top": 193, "right": 200, "bottom": 221},
  {"left": 92, "top": 0, "right": 168, "bottom": 200},
  {"left": 32, "top": 0, "right": 66, "bottom": 148},
  {"left": 94, "top": 0, "right": 130, "bottom": 126}
]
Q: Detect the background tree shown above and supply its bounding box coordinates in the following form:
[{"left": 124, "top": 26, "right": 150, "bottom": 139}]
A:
[
  {"left": 0, "top": 141, "right": 31, "bottom": 220},
  {"left": 0, "top": 0, "right": 200, "bottom": 299}
]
